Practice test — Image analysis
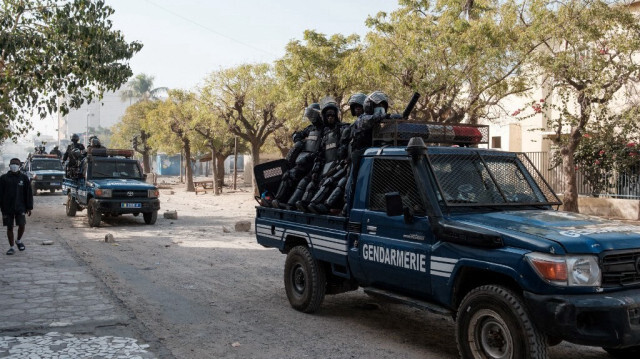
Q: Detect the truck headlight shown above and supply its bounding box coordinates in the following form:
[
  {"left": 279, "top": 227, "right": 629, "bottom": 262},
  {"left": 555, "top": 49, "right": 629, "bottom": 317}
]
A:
[
  {"left": 525, "top": 252, "right": 601, "bottom": 287},
  {"left": 148, "top": 189, "right": 159, "bottom": 198},
  {"left": 95, "top": 189, "right": 112, "bottom": 198}
]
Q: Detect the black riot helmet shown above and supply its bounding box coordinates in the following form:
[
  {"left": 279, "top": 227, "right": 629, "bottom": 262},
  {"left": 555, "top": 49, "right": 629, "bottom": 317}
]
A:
[
  {"left": 303, "top": 104, "right": 322, "bottom": 127},
  {"left": 363, "top": 91, "right": 389, "bottom": 115},
  {"left": 347, "top": 93, "right": 366, "bottom": 116},
  {"left": 71, "top": 133, "right": 79, "bottom": 143},
  {"left": 90, "top": 137, "right": 101, "bottom": 148},
  {"left": 319, "top": 96, "right": 340, "bottom": 126}
]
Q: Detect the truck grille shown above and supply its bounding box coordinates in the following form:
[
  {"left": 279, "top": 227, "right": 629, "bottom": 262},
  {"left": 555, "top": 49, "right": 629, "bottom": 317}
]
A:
[
  {"left": 601, "top": 250, "right": 640, "bottom": 287},
  {"left": 112, "top": 190, "right": 148, "bottom": 198}
]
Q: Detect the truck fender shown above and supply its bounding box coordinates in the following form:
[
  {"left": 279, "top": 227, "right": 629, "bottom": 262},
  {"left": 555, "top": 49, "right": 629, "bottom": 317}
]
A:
[{"left": 447, "top": 259, "right": 524, "bottom": 310}]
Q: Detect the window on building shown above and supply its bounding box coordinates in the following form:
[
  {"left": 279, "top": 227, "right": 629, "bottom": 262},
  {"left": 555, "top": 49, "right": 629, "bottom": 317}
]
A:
[{"left": 492, "top": 136, "right": 502, "bottom": 149}]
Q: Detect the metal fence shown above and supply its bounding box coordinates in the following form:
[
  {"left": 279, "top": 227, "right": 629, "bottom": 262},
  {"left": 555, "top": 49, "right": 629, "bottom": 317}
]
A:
[{"left": 525, "top": 151, "right": 640, "bottom": 199}]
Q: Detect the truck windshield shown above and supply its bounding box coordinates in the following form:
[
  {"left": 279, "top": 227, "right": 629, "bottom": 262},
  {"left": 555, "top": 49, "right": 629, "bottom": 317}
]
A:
[
  {"left": 90, "top": 160, "right": 142, "bottom": 179},
  {"left": 427, "top": 151, "right": 561, "bottom": 207},
  {"left": 31, "top": 160, "right": 63, "bottom": 171}
]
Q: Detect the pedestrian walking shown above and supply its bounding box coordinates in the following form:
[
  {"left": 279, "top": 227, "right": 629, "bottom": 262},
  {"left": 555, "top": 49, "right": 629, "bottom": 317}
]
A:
[{"left": 0, "top": 158, "right": 34, "bottom": 255}]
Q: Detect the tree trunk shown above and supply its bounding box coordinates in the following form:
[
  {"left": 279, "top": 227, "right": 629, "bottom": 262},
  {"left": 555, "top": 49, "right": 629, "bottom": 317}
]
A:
[
  {"left": 142, "top": 150, "right": 151, "bottom": 173},
  {"left": 215, "top": 154, "right": 226, "bottom": 191},
  {"left": 561, "top": 141, "right": 580, "bottom": 213},
  {"left": 251, "top": 141, "right": 261, "bottom": 196},
  {"left": 184, "top": 138, "right": 195, "bottom": 192}
]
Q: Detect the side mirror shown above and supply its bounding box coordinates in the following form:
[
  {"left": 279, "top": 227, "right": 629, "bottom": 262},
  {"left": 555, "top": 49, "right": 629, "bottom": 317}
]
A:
[
  {"left": 385, "top": 192, "right": 403, "bottom": 216},
  {"left": 385, "top": 191, "right": 415, "bottom": 224}
]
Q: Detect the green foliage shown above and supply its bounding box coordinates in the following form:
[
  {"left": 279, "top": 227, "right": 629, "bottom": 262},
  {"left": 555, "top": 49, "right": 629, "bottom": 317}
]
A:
[
  {"left": 119, "top": 73, "right": 168, "bottom": 103},
  {"left": 110, "top": 101, "right": 157, "bottom": 149},
  {"left": 363, "top": 0, "right": 535, "bottom": 123},
  {"left": 0, "top": 0, "right": 143, "bottom": 142}
]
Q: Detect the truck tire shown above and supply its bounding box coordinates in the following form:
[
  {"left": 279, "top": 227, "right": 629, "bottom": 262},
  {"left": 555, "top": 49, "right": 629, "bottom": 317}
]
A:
[
  {"left": 284, "top": 246, "right": 326, "bottom": 313},
  {"left": 87, "top": 198, "right": 102, "bottom": 227},
  {"left": 66, "top": 195, "right": 77, "bottom": 217},
  {"left": 143, "top": 211, "right": 157, "bottom": 225},
  {"left": 50, "top": 188, "right": 55, "bottom": 193},
  {"left": 456, "top": 285, "right": 548, "bottom": 359},
  {"left": 603, "top": 346, "right": 640, "bottom": 359}
]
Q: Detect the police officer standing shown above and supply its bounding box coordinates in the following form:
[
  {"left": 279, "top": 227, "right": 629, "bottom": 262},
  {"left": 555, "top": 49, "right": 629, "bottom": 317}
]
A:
[
  {"left": 62, "top": 133, "right": 85, "bottom": 162},
  {"left": 0, "top": 158, "right": 34, "bottom": 255},
  {"left": 49, "top": 146, "right": 62, "bottom": 159}
]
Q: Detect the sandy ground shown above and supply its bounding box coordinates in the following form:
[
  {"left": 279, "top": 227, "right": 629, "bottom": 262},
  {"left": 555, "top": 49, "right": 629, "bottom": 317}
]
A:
[{"left": 28, "top": 178, "right": 616, "bottom": 359}]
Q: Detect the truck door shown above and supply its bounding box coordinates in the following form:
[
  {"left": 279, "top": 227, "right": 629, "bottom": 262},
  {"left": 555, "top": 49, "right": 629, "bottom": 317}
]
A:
[{"left": 357, "top": 157, "right": 433, "bottom": 297}]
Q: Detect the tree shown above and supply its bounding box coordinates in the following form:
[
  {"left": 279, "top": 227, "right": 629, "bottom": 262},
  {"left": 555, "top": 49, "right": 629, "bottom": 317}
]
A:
[
  {"left": 0, "top": 0, "right": 142, "bottom": 141},
  {"left": 363, "top": 0, "right": 536, "bottom": 123},
  {"left": 191, "top": 107, "right": 247, "bottom": 194},
  {"left": 202, "top": 64, "right": 285, "bottom": 194},
  {"left": 524, "top": 0, "right": 640, "bottom": 212},
  {"left": 119, "top": 73, "right": 168, "bottom": 104},
  {"left": 275, "top": 30, "right": 361, "bottom": 116},
  {"left": 148, "top": 90, "right": 199, "bottom": 192},
  {"left": 110, "top": 101, "right": 157, "bottom": 173}
]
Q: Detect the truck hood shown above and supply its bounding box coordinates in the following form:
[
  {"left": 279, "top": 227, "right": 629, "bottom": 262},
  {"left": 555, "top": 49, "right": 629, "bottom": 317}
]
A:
[
  {"left": 90, "top": 179, "right": 155, "bottom": 190},
  {"left": 451, "top": 210, "right": 640, "bottom": 254}
]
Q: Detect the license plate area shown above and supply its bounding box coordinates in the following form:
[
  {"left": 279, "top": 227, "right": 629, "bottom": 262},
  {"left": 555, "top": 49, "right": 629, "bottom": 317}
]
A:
[
  {"left": 50, "top": 182, "right": 60, "bottom": 186},
  {"left": 121, "top": 203, "right": 142, "bottom": 208}
]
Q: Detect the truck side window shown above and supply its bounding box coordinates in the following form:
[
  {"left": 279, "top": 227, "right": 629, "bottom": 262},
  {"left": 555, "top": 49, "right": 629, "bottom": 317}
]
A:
[{"left": 368, "top": 158, "right": 425, "bottom": 214}]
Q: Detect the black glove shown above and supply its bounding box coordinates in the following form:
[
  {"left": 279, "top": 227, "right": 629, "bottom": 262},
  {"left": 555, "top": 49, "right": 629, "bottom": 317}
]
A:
[{"left": 386, "top": 114, "right": 403, "bottom": 120}]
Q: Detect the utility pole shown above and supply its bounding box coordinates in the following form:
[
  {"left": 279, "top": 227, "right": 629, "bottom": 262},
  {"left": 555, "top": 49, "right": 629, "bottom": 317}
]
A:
[{"left": 233, "top": 136, "right": 238, "bottom": 190}]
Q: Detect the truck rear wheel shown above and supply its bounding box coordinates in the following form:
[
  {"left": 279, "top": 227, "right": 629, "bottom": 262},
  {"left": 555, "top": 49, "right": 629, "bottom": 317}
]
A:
[
  {"left": 456, "top": 285, "right": 548, "bottom": 359},
  {"left": 143, "top": 211, "right": 157, "bottom": 225},
  {"left": 87, "top": 198, "right": 102, "bottom": 227},
  {"left": 284, "top": 246, "right": 326, "bottom": 313},
  {"left": 66, "top": 195, "right": 77, "bottom": 217},
  {"left": 603, "top": 346, "right": 640, "bottom": 359}
]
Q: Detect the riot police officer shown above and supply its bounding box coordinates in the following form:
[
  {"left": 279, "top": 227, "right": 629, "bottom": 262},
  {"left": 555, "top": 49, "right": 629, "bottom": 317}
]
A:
[
  {"left": 270, "top": 104, "right": 323, "bottom": 209},
  {"left": 62, "top": 134, "right": 86, "bottom": 178},
  {"left": 62, "top": 134, "right": 85, "bottom": 162},
  {"left": 305, "top": 93, "right": 366, "bottom": 214},
  {"left": 49, "top": 146, "right": 62, "bottom": 159},
  {"left": 296, "top": 97, "right": 348, "bottom": 212}
]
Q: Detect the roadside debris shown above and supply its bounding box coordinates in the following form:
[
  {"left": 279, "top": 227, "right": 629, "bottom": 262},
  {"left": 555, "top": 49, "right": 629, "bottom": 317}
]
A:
[
  {"left": 104, "top": 233, "right": 115, "bottom": 243},
  {"left": 164, "top": 210, "right": 178, "bottom": 219},
  {"left": 234, "top": 220, "right": 251, "bottom": 232}
]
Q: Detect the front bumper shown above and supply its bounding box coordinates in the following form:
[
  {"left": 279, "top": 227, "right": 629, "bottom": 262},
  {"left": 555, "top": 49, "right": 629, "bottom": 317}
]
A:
[
  {"left": 524, "top": 288, "right": 640, "bottom": 348},
  {"left": 93, "top": 198, "right": 160, "bottom": 214},
  {"left": 32, "top": 180, "right": 63, "bottom": 190}
]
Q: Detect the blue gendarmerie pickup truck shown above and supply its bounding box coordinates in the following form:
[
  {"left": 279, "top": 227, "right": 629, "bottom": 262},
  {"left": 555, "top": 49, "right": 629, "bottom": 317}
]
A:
[
  {"left": 63, "top": 148, "right": 160, "bottom": 227},
  {"left": 22, "top": 154, "right": 65, "bottom": 194},
  {"left": 255, "top": 121, "right": 640, "bottom": 359}
]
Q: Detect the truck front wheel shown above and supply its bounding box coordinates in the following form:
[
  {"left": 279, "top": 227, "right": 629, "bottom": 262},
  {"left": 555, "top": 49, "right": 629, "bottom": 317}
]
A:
[
  {"left": 143, "top": 211, "right": 157, "bottom": 225},
  {"left": 456, "top": 285, "right": 548, "bottom": 359},
  {"left": 284, "top": 246, "right": 326, "bottom": 313},
  {"left": 87, "top": 199, "right": 102, "bottom": 227},
  {"left": 66, "top": 195, "right": 77, "bottom": 217}
]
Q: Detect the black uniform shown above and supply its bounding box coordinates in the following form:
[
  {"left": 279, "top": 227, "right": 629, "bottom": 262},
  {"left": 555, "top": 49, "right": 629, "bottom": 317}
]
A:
[
  {"left": 0, "top": 171, "right": 33, "bottom": 227},
  {"left": 62, "top": 142, "right": 85, "bottom": 162},
  {"left": 271, "top": 105, "right": 323, "bottom": 209},
  {"left": 296, "top": 97, "right": 348, "bottom": 212},
  {"left": 50, "top": 147, "right": 62, "bottom": 159}
]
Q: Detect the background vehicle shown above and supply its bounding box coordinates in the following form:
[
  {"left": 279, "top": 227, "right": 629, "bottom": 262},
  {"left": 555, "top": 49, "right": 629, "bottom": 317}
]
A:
[
  {"left": 255, "top": 121, "right": 640, "bottom": 359},
  {"left": 63, "top": 148, "right": 160, "bottom": 227},
  {"left": 22, "top": 154, "right": 64, "bottom": 194}
]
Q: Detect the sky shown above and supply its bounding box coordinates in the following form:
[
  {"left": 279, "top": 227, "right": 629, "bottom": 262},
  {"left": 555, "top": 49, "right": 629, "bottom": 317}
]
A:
[
  {"left": 20, "top": 0, "right": 400, "bottom": 141},
  {"left": 105, "top": 0, "right": 401, "bottom": 90}
]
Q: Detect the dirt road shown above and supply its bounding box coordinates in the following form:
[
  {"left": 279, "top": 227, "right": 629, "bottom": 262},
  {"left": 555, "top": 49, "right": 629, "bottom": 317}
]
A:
[{"left": 30, "top": 185, "right": 614, "bottom": 359}]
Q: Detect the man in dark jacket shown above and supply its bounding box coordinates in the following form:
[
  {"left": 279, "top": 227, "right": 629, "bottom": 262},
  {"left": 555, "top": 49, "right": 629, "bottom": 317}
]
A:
[{"left": 0, "top": 158, "right": 34, "bottom": 255}]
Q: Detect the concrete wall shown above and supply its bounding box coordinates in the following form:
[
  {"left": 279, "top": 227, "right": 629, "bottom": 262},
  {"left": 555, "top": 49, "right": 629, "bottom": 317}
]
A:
[{"left": 558, "top": 195, "right": 640, "bottom": 220}]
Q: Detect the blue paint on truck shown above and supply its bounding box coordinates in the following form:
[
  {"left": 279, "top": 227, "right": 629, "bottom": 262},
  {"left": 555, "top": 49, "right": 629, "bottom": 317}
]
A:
[{"left": 255, "top": 136, "right": 640, "bottom": 359}]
